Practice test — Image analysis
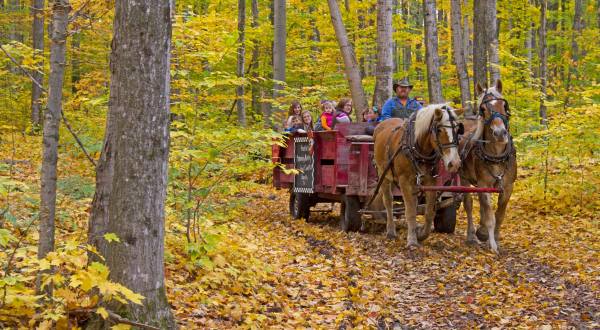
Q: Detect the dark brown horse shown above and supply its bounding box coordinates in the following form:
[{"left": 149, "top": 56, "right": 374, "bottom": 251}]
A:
[
  {"left": 460, "top": 80, "right": 517, "bottom": 253},
  {"left": 373, "top": 104, "right": 462, "bottom": 248}
]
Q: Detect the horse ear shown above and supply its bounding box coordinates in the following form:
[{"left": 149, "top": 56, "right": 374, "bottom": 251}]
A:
[
  {"left": 434, "top": 107, "right": 443, "bottom": 121},
  {"left": 495, "top": 79, "right": 503, "bottom": 94},
  {"left": 476, "top": 83, "right": 484, "bottom": 95}
]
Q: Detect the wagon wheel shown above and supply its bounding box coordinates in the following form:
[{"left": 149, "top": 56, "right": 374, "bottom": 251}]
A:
[
  {"left": 289, "top": 191, "right": 311, "bottom": 221},
  {"left": 341, "top": 195, "right": 362, "bottom": 232},
  {"left": 433, "top": 197, "right": 457, "bottom": 233}
]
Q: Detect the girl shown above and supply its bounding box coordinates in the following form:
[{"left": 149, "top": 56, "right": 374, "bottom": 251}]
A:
[
  {"left": 285, "top": 100, "right": 303, "bottom": 129},
  {"left": 297, "top": 110, "right": 314, "bottom": 133},
  {"left": 318, "top": 101, "right": 335, "bottom": 131}
]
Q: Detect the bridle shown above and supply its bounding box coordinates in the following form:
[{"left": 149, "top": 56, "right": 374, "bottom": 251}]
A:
[
  {"left": 430, "top": 106, "right": 464, "bottom": 154},
  {"left": 478, "top": 92, "right": 511, "bottom": 130}
]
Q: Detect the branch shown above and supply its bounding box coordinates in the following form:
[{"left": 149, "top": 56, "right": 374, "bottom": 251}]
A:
[
  {"left": 68, "top": 309, "right": 160, "bottom": 330},
  {"left": 61, "top": 110, "right": 97, "bottom": 166},
  {"left": 0, "top": 44, "right": 97, "bottom": 167}
]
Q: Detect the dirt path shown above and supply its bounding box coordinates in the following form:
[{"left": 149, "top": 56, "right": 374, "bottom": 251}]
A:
[{"left": 172, "top": 186, "right": 599, "bottom": 329}]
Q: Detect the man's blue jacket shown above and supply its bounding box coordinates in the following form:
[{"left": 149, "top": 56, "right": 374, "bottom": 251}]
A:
[{"left": 379, "top": 96, "right": 423, "bottom": 121}]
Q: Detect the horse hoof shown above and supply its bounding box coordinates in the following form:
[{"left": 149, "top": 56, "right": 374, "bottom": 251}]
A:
[
  {"left": 476, "top": 227, "right": 489, "bottom": 242},
  {"left": 466, "top": 238, "right": 478, "bottom": 246},
  {"left": 386, "top": 232, "right": 397, "bottom": 240},
  {"left": 406, "top": 240, "right": 420, "bottom": 249}
]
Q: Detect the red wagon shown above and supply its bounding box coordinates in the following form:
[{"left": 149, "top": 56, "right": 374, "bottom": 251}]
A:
[{"left": 272, "top": 122, "right": 489, "bottom": 233}]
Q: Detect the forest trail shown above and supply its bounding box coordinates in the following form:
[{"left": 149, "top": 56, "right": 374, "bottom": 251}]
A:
[{"left": 169, "top": 185, "right": 598, "bottom": 329}]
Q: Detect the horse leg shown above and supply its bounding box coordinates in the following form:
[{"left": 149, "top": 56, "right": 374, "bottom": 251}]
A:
[
  {"left": 417, "top": 190, "right": 436, "bottom": 241},
  {"left": 381, "top": 179, "right": 396, "bottom": 239},
  {"left": 494, "top": 185, "right": 513, "bottom": 241},
  {"left": 479, "top": 193, "right": 498, "bottom": 253},
  {"left": 399, "top": 178, "right": 419, "bottom": 248},
  {"left": 475, "top": 192, "right": 489, "bottom": 242},
  {"left": 464, "top": 193, "right": 477, "bottom": 245}
]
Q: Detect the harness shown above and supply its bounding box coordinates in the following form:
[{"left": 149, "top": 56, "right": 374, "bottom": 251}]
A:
[
  {"left": 462, "top": 92, "right": 515, "bottom": 191},
  {"left": 366, "top": 107, "right": 460, "bottom": 208}
]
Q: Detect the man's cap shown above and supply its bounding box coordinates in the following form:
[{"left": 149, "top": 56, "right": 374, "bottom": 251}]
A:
[{"left": 393, "top": 78, "right": 413, "bottom": 91}]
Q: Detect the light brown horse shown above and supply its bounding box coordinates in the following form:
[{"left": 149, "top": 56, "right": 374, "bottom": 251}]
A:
[
  {"left": 460, "top": 80, "right": 517, "bottom": 253},
  {"left": 373, "top": 104, "right": 462, "bottom": 248}
]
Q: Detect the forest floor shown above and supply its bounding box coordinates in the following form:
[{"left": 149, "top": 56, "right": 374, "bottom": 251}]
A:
[
  {"left": 1, "top": 134, "right": 598, "bottom": 329},
  {"left": 169, "top": 184, "right": 599, "bottom": 329}
]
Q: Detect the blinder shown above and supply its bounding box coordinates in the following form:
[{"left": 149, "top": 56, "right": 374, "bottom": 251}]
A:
[
  {"left": 430, "top": 107, "right": 461, "bottom": 153},
  {"left": 479, "top": 93, "right": 511, "bottom": 129}
]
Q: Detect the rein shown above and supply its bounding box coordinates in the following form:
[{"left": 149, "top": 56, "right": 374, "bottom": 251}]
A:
[{"left": 365, "top": 108, "right": 459, "bottom": 208}]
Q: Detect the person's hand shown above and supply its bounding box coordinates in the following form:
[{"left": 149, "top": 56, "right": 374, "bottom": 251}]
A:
[{"left": 366, "top": 112, "right": 377, "bottom": 121}]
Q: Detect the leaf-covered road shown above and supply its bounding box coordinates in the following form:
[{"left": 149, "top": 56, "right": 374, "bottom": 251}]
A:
[{"left": 169, "top": 185, "right": 598, "bottom": 328}]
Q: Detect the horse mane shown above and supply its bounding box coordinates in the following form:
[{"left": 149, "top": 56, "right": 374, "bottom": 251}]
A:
[{"left": 414, "top": 102, "right": 454, "bottom": 140}]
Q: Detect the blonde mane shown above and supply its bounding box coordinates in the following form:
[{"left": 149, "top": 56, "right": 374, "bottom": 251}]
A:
[{"left": 414, "top": 102, "right": 454, "bottom": 140}]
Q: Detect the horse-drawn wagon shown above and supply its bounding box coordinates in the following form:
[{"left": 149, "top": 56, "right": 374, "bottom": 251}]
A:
[{"left": 271, "top": 122, "right": 461, "bottom": 233}]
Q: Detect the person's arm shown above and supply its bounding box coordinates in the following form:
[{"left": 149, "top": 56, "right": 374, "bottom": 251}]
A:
[
  {"left": 380, "top": 99, "right": 393, "bottom": 121},
  {"left": 321, "top": 114, "right": 332, "bottom": 130}
]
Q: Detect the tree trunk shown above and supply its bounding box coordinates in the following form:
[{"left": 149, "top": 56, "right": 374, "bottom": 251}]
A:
[
  {"left": 570, "top": 0, "right": 584, "bottom": 81},
  {"left": 473, "top": 0, "right": 487, "bottom": 90},
  {"left": 31, "top": 0, "right": 44, "bottom": 126},
  {"left": 401, "top": 0, "right": 412, "bottom": 73},
  {"left": 38, "top": 0, "right": 69, "bottom": 294},
  {"left": 250, "top": 0, "right": 261, "bottom": 117},
  {"left": 451, "top": 0, "right": 471, "bottom": 114},
  {"left": 373, "top": 0, "right": 393, "bottom": 109},
  {"left": 101, "top": 0, "right": 176, "bottom": 326},
  {"left": 526, "top": 22, "right": 533, "bottom": 86},
  {"left": 486, "top": 0, "right": 500, "bottom": 83},
  {"left": 272, "top": 0, "right": 286, "bottom": 128},
  {"left": 236, "top": 0, "right": 246, "bottom": 126},
  {"left": 423, "top": 0, "right": 443, "bottom": 103},
  {"left": 539, "top": 0, "right": 548, "bottom": 124},
  {"left": 462, "top": 0, "right": 470, "bottom": 63},
  {"left": 327, "top": 0, "right": 369, "bottom": 120}
]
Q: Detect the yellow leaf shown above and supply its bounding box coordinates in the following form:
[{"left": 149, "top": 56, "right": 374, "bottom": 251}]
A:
[
  {"left": 96, "top": 307, "right": 109, "bottom": 320},
  {"left": 111, "top": 324, "right": 132, "bottom": 330}
]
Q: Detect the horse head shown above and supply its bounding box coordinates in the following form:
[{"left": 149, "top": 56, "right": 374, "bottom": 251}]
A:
[
  {"left": 476, "top": 80, "right": 510, "bottom": 145},
  {"left": 415, "top": 103, "right": 463, "bottom": 173}
]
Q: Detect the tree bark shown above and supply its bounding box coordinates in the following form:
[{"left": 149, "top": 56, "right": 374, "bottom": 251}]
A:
[
  {"left": 473, "top": 0, "right": 487, "bottom": 90},
  {"left": 539, "top": 0, "right": 548, "bottom": 124},
  {"left": 327, "top": 0, "right": 369, "bottom": 119},
  {"left": 486, "top": 0, "right": 500, "bottom": 83},
  {"left": 462, "top": 0, "right": 470, "bottom": 63},
  {"left": 100, "top": 0, "right": 177, "bottom": 326},
  {"left": 401, "top": 0, "right": 412, "bottom": 73},
  {"left": 272, "top": 0, "right": 286, "bottom": 128},
  {"left": 236, "top": 0, "right": 246, "bottom": 126},
  {"left": 423, "top": 0, "right": 443, "bottom": 103},
  {"left": 450, "top": 0, "right": 471, "bottom": 114},
  {"left": 31, "top": 0, "right": 45, "bottom": 126},
  {"left": 526, "top": 22, "right": 533, "bottom": 86},
  {"left": 250, "top": 0, "right": 261, "bottom": 117},
  {"left": 38, "top": 0, "right": 69, "bottom": 294},
  {"left": 373, "top": 0, "right": 393, "bottom": 109}
]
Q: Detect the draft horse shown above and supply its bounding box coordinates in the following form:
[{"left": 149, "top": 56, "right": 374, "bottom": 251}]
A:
[
  {"left": 460, "top": 80, "right": 517, "bottom": 253},
  {"left": 373, "top": 104, "right": 463, "bottom": 248}
]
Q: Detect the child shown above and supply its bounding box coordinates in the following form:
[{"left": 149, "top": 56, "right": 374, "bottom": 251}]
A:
[
  {"left": 317, "top": 101, "right": 335, "bottom": 131},
  {"left": 285, "top": 101, "right": 302, "bottom": 129},
  {"left": 284, "top": 115, "right": 303, "bottom": 133},
  {"left": 296, "top": 110, "right": 314, "bottom": 133}
]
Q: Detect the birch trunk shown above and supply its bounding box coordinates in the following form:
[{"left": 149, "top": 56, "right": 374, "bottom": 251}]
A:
[
  {"left": 38, "top": 0, "right": 69, "bottom": 294},
  {"left": 451, "top": 0, "right": 472, "bottom": 114},
  {"left": 237, "top": 0, "right": 246, "bottom": 126},
  {"left": 327, "top": 0, "right": 369, "bottom": 119},
  {"left": 423, "top": 0, "right": 443, "bottom": 103},
  {"left": 101, "top": 0, "right": 176, "bottom": 325},
  {"left": 272, "top": 0, "right": 286, "bottom": 127},
  {"left": 373, "top": 0, "right": 393, "bottom": 109},
  {"left": 539, "top": 0, "right": 548, "bottom": 124},
  {"left": 31, "top": 0, "right": 44, "bottom": 126}
]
